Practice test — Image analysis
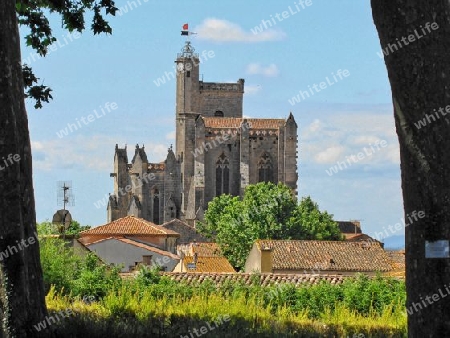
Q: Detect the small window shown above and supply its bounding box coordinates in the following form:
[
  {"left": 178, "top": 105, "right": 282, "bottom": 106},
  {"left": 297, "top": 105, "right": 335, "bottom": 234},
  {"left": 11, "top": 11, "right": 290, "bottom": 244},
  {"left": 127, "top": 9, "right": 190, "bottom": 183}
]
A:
[
  {"left": 258, "top": 153, "right": 273, "bottom": 183},
  {"left": 216, "top": 153, "right": 230, "bottom": 196},
  {"left": 214, "top": 110, "right": 224, "bottom": 117},
  {"left": 186, "top": 71, "right": 191, "bottom": 78}
]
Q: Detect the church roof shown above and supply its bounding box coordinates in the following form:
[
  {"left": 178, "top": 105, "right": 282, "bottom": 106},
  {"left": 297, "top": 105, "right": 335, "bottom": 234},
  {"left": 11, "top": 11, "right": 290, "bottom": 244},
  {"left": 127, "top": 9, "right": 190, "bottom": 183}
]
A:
[
  {"left": 80, "top": 216, "right": 180, "bottom": 237},
  {"left": 203, "top": 117, "right": 285, "bottom": 130},
  {"left": 132, "top": 144, "right": 148, "bottom": 164}
]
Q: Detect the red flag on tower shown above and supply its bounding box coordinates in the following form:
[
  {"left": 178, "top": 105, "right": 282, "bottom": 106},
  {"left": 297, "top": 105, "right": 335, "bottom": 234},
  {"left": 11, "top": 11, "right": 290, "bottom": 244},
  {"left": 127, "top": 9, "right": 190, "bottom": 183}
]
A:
[
  {"left": 181, "top": 23, "right": 196, "bottom": 36},
  {"left": 181, "top": 23, "right": 189, "bottom": 35}
]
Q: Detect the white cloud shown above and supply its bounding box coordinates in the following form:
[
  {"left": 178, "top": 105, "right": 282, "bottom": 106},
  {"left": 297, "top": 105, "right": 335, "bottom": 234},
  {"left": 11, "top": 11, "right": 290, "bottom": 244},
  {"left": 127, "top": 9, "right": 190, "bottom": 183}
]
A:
[
  {"left": 194, "top": 18, "right": 286, "bottom": 43},
  {"left": 302, "top": 119, "right": 322, "bottom": 140},
  {"left": 300, "top": 112, "right": 400, "bottom": 166},
  {"left": 244, "top": 85, "right": 262, "bottom": 95},
  {"left": 166, "top": 131, "right": 176, "bottom": 140},
  {"left": 314, "top": 145, "right": 345, "bottom": 164},
  {"left": 246, "top": 63, "right": 279, "bottom": 77},
  {"left": 31, "top": 135, "right": 169, "bottom": 172}
]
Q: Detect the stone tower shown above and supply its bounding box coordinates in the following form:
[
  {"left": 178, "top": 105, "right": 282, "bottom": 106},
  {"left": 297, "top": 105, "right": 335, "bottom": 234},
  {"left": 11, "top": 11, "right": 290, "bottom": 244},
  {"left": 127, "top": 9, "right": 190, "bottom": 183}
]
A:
[{"left": 107, "top": 41, "right": 298, "bottom": 225}]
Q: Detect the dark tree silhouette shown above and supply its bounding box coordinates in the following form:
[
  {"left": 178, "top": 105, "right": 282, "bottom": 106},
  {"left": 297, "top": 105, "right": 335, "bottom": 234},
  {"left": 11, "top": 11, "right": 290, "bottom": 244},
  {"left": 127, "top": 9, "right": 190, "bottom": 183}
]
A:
[
  {"left": 372, "top": 1, "right": 450, "bottom": 336},
  {"left": 0, "top": 1, "right": 116, "bottom": 336}
]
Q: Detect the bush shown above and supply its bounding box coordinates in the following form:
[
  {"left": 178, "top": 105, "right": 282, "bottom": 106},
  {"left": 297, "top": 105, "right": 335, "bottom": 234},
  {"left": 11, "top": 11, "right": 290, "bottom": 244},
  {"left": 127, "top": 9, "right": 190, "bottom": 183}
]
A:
[
  {"left": 39, "top": 237, "right": 82, "bottom": 293},
  {"left": 71, "top": 253, "right": 121, "bottom": 299},
  {"left": 39, "top": 236, "right": 120, "bottom": 298}
]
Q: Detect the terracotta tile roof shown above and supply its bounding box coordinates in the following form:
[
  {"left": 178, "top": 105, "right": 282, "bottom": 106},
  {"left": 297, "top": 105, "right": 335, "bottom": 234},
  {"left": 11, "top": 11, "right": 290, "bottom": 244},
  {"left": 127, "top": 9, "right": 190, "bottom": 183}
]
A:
[
  {"left": 80, "top": 216, "right": 180, "bottom": 237},
  {"left": 86, "top": 237, "right": 180, "bottom": 260},
  {"left": 192, "top": 242, "right": 222, "bottom": 256},
  {"left": 161, "top": 272, "right": 347, "bottom": 286},
  {"left": 384, "top": 250, "right": 405, "bottom": 279},
  {"left": 203, "top": 117, "right": 285, "bottom": 130},
  {"left": 247, "top": 118, "right": 286, "bottom": 129},
  {"left": 386, "top": 250, "right": 405, "bottom": 270},
  {"left": 343, "top": 234, "right": 381, "bottom": 244},
  {"left": 256, "top": 240, "right": 393, "bottom": 272},
  {"left": 175, "top": 243, "right": 233, "bottom": 273},
  {"left": 182, "top": 256, "right": 235, "bottom": 273},
  {"left": 177, "top": 242, "right": 223, "bottom": 257}
]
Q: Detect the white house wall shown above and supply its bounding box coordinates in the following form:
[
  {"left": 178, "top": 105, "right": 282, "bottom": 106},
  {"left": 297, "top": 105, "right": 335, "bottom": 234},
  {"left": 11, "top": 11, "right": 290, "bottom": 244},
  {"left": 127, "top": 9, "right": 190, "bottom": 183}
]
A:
[{"left": 88, "top": 238, "right": 179, "bottom": 272}]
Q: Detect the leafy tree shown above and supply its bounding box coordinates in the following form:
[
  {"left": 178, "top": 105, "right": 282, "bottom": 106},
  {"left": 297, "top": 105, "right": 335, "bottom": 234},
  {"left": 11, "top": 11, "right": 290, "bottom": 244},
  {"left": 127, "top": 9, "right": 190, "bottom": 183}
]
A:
[
  {"left": 65, "top": 220, "right": 91, "bottom": 235},
  {"left": 0, "top": 1, "right": 115, "bottom": 336},
  {"left": 371, "top": 1, "right": 450, "bottom": 334},
  {"left": 39, "top": 236, "right": 120, "bottom": 299},
  {"left": 198, "top": 182, "right": 342, "bottom": 269},
  {"left": 39, "top": 237, "right": 82, "bottom": 294},
  {"left": 71, "top": 253, "right": 121, "bottom": 299},
  {"left": 17, "top": 0, "right": 118, "bottom": 108},
  {"left": 294, "top": 196, "right": 343, "bottom": 240},
  {"left": 37, "top": 220, "right": 91, "bottom": 236}
]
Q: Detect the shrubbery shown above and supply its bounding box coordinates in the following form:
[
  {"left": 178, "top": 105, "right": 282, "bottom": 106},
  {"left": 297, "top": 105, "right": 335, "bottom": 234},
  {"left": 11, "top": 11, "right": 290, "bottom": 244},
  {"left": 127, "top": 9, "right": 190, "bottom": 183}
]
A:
[
  {"left": 38, "top": 238, "right": 407, "bottom": 336},
  {"left": 39, "top": 237, "right": 120, "bottom": 298}
]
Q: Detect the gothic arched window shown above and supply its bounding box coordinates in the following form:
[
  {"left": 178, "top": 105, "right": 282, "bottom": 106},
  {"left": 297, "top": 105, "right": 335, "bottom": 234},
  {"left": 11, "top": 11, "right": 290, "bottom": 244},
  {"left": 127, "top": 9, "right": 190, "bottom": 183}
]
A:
[
  {"left": 216, "top": 153, "right": 230, "bottom": 196},
  {"left": 152, "top": 187, "right": 160, "bottom": 224},
  {"left": 214, "top": 110, "right": 224, "bottom": 117},
  {"left": 258, "top": 153, "right": 273, "bottom": 183}
]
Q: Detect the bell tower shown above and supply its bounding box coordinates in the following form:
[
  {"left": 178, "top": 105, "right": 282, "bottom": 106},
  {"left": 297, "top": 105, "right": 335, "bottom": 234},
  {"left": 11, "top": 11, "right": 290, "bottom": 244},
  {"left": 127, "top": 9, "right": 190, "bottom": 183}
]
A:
[
  {"left": 175, "top": 41, "right": 200, "bottom": 116},
  {"left": 175, "top": 41, "right": 200, "bottom": 217}
]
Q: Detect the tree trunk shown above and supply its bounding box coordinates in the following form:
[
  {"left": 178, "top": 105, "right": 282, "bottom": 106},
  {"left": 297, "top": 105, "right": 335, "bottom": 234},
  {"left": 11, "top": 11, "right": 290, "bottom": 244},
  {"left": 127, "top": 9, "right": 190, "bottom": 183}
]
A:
[
  {"left": 0, "top": 1, "right": 53, "bottom": 337},
  {"left": 371, "top": 1, "right": 450, "bottom": 337}
]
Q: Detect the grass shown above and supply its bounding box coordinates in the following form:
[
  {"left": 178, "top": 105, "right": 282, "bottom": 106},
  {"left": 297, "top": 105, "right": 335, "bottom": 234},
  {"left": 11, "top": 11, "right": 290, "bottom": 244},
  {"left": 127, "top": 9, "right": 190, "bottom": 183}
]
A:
[{"left": 44, "top": 279, "right": 407, "bottom": 337}]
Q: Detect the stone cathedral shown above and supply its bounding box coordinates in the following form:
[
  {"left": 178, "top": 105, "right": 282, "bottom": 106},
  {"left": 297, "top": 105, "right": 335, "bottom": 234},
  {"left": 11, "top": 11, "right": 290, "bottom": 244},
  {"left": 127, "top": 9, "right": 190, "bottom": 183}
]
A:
[{"left": 107, "top": 42, "right": 298, "bottom": 225}]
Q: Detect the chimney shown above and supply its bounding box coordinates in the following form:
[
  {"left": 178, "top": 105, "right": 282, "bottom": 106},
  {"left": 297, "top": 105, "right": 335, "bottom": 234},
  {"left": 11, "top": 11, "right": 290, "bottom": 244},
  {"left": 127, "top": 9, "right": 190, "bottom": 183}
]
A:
[{"left": 260, "top": 246, "right": 273, "bottom": 273}]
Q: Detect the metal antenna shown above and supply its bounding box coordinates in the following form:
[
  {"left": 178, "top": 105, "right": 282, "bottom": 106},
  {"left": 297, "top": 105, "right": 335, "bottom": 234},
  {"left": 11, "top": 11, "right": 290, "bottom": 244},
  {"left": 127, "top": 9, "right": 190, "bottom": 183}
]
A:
[
  {"left": 57, "top": 181, "right": 74, "bottom": 208},
  {"left": 53, "top": 181, "right": 75, "bottom": 241}
]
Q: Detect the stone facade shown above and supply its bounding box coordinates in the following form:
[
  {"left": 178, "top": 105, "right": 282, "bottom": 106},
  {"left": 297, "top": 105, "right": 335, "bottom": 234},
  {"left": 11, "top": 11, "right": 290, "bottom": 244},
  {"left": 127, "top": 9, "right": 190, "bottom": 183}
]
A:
[{"left": 107, "top": 42, "right": 298, "bottom": 225}]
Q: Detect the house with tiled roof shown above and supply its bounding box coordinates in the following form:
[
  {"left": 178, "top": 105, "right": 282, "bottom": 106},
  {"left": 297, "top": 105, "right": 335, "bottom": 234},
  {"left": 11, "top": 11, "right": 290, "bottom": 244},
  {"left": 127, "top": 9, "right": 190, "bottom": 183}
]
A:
[
  {"left": 244, "top": 240, "right": 393, "bottom": 276},
  {"left": 79, "top": 215, "right": 179, "bottom": 252},
  {"left": 173, "top": 242, "right": 235, "bottom": 273},
  {"left": 86, "top": 237, "right": 179, "bottom": 272},
  {"left": 79, "top": 216, "right": 181, "bottom": 272},
  {"left": 160, "top": 219, "right": 208, "bottom": 244}
]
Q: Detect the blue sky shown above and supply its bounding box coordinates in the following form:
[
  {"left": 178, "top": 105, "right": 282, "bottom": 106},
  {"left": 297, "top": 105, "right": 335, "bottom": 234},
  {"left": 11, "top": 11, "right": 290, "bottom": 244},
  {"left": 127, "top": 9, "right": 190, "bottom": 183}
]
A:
[{"left": 20, "top": 0, "right": 404, "bottom": 243}]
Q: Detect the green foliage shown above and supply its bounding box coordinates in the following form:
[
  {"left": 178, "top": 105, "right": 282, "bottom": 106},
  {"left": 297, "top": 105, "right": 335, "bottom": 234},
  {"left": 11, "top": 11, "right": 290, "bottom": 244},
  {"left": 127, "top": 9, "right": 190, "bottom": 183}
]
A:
[
  {"left": 134, "top": 265, "right": 162, "bottom": 287},
  {"left": 295, "top": 196, "right": 343, "bottom": 241},
  {"left": 46, "top": 274, "right": 407, "bottom": 337},
  {"left": 39, "top": 236, "right": 120, "bottom": 297},
  {"left": 16, "top": 0, "right": 117, "bottom": 108},
  {"left": 40, "top": 242, "right": 406, "bottom": 336},
  {"left": 36, "top": 220, "right": 57, "bottom": 235},
  {"left": 71, "top": 253, "right": 121, "bottom": 299},
  {"left": 65, "top": 220, "right": 91, "bottom": 236},
  {"left": 37, "top": 220, "right": 91, "bottom": 236},
  {"left": 198, "top": 182, "right": 343, "bottom": 269},
  {"left": 39, "top": 237, "right": 83, "bottom": 292}
]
